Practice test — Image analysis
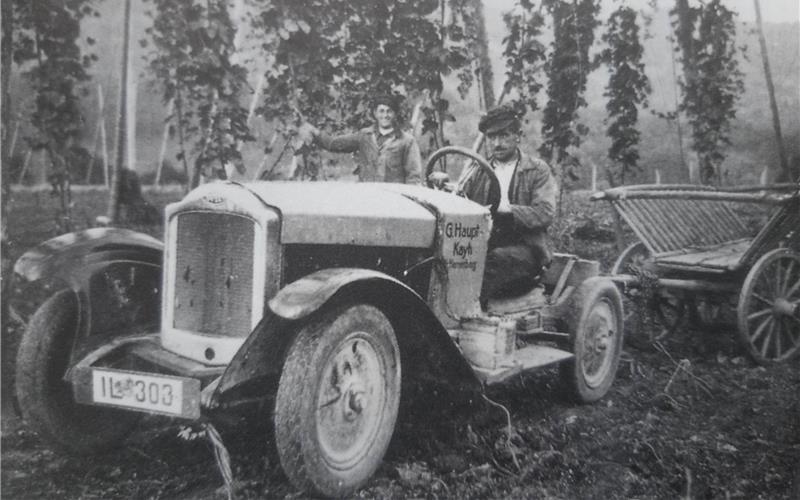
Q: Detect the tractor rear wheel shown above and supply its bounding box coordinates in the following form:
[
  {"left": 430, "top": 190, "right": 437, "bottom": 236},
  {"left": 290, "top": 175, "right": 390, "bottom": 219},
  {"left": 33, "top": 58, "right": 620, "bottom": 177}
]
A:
[
  {"left": 274, "top": 303, "right": 401, "bottom": 497},
  {"left": 560, "top": 278, "right": 624, "bottom": 403}
]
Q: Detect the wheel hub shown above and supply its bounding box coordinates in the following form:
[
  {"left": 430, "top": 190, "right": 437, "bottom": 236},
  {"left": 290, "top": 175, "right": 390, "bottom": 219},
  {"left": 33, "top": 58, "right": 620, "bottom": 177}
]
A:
[
  {"left": 772, "top": 298, "right": 797, "bottom": 317},
  {"left": 582, "top": 299, "right": 617, "bottom": 388},
  {"left": 342, "top": 380, "right": 366, "bottom": 421},
  {"left": 316, "top": 333, "right": 386, "bottom": 470}
]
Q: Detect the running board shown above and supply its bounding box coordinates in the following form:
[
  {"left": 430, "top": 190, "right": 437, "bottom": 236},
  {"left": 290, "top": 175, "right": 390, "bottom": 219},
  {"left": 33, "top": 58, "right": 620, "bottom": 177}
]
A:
[{"left": 473, "top": 345, "right": 574, "bottom": 386}]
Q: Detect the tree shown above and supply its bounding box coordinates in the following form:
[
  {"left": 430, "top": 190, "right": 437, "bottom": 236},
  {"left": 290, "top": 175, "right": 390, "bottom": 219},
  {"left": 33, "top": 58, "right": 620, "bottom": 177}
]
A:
[
  {"left": 599, "top": 5, "right": 651, "bottom": 186},
  {"left": 471, "top": 0, "right": 495, "bottom": 111},
  {"left": 539, "top": 0, "right": 601, "bottom": 182},
  {"left": 3, "top": 0, "right": 100, "bottom": 231},
  {"left": 672, "top": 0, "right": 744, "bottom": 185},
  {"left": 145, "top": 0, "right": 254, "bottom": 189},
  {"left": 501, "top": 0, "right": 547, "bottom": 116},
  {"left": 247, "top": 0, "right": 481, "bottom": 174},
  {"left": 1, "top": 0, "right": 14, "bottom": 329}
]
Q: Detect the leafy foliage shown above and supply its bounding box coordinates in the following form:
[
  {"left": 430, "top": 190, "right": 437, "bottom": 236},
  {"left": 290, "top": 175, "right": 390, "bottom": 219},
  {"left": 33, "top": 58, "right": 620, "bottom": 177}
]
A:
[
  {"left": 599, "top": 6, "right": 651, "bottom": 186},
  {"left": 539, "top": 0, "right": 600, "bottom": 180},
  {"left": 501, "top": 0, "right": 547, "bottom": 116},
  {"left": 145, "top": 0, "right": 254, "bottom": 187},
  {"left": 671, "top": 0, "right": 744, "bottom": 184},
  {"left": 247, "top": 0, "right": 481, "bottom": 158},
  {"left": 2, "top": 0, "right": 101, "bottom": 231}
]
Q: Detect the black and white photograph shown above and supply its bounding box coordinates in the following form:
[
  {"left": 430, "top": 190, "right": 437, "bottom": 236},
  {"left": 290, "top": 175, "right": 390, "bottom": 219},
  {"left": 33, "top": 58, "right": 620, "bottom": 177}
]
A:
[{"left": 1, "top": 0, "right": 798, "bottom": 498}]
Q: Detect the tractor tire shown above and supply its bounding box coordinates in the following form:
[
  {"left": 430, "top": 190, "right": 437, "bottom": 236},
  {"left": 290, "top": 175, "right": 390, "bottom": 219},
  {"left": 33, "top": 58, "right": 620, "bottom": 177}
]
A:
[
  {"left": 560, "top": 277, "right": 624, "bottom": 403},
  {"left": 15, "top": 290, "right": 140, "bottom": 454},
  {"left": 274, "top": 303, "right": 401, "bottom": 497}
]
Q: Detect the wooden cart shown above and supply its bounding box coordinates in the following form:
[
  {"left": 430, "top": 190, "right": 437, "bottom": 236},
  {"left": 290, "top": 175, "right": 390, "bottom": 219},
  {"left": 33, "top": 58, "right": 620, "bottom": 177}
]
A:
[{"left": 592, "top": 182, "right": 800, "bottom": 364}]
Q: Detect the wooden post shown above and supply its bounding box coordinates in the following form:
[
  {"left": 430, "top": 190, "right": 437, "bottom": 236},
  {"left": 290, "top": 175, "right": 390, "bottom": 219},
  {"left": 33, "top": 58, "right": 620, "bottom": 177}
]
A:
[
  {"left": 611, "top": 209, "right": 626, "bottom": 253},
  {"left": 85, "top": 120, "right": 101, "bottom": 183},
  {"left": 688, "top": 156, "right": 698, "bottom": 184},
  {"left": 98, "top": 85, "right": 109, "bottom": 187},
  {"left": 247, "top": 74, "right": 264, "bottom": 124},
  {"left": 108, "top": 0, "right": 131, "bottom": 222},
  {"left": 228, "top": 74, "right": 264, "bottom": 180},
  {"left": 410, "top": 101, "right": 423, "bottom": 134},
  {"left": 754, "top": 0, "right": 789, "bottom": 179},
  {"left": 8, "top": 118, "right": 19, "bottom": 158},
  {"left": 127, "top": 53, "right": 138, "bottom": 173},
  {"left": 655, "top": 168, "right": 661, "bottom": 185},
  {"left": 668, "top": 35, "right": 687, "bottom": 174},
  {"left": 591, "top": 162, "right": 597, "bottom": 191},
  {"left": 84, "top": 85, "right": 108, "bottom": 184},
  {"left": 154, "top": 99, "right": 174, "bottom": 185},
  {"left": 16, "top": 149, "right": 32, "bottom": 184}
]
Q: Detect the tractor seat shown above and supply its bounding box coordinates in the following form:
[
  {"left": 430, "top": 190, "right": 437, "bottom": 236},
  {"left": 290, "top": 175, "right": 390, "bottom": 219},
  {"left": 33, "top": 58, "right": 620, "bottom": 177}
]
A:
[{"left": 486, "top": 283, "right": 546, "bottom": 315}]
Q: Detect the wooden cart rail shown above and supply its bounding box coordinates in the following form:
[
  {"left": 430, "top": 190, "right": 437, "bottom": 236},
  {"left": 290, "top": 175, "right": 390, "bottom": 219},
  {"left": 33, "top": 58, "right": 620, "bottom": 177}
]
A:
[{"left": 592, "top": 184, "right": 799, "bottom": 273}]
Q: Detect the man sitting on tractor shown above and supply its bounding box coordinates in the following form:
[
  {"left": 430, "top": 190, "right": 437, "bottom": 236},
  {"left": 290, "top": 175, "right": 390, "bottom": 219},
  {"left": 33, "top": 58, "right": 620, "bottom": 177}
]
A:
[
  {"left": 303, "top": 93, "right": 422, "bottom": 184},
  {"left": 460, "top": 104, "right": 558, "bottom": 304}
]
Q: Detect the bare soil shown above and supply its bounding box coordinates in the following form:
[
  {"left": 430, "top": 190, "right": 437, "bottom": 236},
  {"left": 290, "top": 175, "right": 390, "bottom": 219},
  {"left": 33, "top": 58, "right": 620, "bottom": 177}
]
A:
[{"left": 2, "top": 187, "right": 798, "bottom": 499}]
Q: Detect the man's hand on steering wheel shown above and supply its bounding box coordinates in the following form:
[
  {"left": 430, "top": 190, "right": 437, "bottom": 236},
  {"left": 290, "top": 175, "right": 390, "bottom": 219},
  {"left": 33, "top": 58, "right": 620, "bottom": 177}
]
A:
[{"left": 424, "top": 146, "right": 501, "bottom": 216}]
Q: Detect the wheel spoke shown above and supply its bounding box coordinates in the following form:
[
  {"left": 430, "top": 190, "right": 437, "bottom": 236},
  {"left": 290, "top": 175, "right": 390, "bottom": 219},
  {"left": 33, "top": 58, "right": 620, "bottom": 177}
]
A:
[
  {"left": 774, "top": 261, "right": 784, "bottom": 296},
  {"left": 787, "top": 317, "right": 800, "bottom": 344},
  {"left": 786, "top": 278, "right": 800, "bottom": 300},
  {"left": 752, "top": 292, "right": 774, "bottom": 307},
  {"left": 747, "top": 307, "right": 773, "bottom": 322},
  {"left": 782, "top": 260, "right": 797, "bottom": 295},
  {"left": 751, "top": 315, "right": 773, "bottom": 343},
  {"left": 774, "top": 319, "right": 783, "bottom": 357},
  {"left": 760, "top": 320, "right": 776, "bottom": 358},
  {"left": 782, "top": 317, "right": 797, "bottom": 353}
]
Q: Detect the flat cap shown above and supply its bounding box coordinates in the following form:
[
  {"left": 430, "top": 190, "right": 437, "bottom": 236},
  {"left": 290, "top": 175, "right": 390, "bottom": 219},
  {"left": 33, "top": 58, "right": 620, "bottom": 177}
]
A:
[
  {"left": 370, "top": 93, "right": 401, "bottom": 114},
  {"left": 478, "top": 104, "right": 522, "bottom": 134}
]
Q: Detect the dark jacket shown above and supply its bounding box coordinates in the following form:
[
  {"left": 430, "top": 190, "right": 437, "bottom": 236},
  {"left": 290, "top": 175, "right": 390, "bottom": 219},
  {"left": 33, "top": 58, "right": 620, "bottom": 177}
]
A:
[
  {"left": 316, "top": 127, "right": 422, "bottom": 184},
  {"left": 460, "top": 150, "right": 557, "bottom": 260}
]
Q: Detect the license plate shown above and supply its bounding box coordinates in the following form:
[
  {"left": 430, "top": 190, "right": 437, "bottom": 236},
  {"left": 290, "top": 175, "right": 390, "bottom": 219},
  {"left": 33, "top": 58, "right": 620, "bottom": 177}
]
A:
[{"left": 91, "top": 368, "right": 200, "bottom": 419}]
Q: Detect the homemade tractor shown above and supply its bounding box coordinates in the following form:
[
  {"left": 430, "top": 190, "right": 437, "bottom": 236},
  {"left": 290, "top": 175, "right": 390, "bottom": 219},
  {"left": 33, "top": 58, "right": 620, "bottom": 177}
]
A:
[
  {"left": 13, "top": 147, "right": 623, "bottom": 497},
  {"left": 593, "top": 182, "right": 799, "bottom": 364}
]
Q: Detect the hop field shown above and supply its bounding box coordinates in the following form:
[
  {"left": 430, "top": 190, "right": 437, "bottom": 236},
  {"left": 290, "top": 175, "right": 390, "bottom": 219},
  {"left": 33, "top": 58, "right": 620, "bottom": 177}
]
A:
[{"left": 2, "top": 185, "right": 798, "bottom": 499}]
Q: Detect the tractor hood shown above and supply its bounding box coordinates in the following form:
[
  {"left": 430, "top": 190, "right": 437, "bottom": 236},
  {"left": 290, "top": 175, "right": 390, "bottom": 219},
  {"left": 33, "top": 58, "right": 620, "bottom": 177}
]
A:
[
  {"left": 245, "top": 181, "right": 437, "bottom": 247},
  {"left": 176, "top": 181, "right": 488, "bottom": 248}
]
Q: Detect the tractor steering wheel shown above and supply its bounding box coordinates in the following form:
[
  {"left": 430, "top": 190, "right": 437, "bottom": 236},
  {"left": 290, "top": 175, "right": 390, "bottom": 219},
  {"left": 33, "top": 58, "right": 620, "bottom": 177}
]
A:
[{"left": 425, "top": 146, "right": 501, "bottom": 215}]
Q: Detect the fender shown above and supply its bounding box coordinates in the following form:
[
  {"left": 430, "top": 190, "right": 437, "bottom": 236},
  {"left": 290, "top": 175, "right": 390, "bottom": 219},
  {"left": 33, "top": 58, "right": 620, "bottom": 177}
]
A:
[
  {"left": 213, "top": 268, "right": 480, "bottom": 406},
  {"left": 14, "top": 227, "right": 162, "bottom": 287},
  {"left": 13, "top": 228, "right": 164, "bottom": 365}
]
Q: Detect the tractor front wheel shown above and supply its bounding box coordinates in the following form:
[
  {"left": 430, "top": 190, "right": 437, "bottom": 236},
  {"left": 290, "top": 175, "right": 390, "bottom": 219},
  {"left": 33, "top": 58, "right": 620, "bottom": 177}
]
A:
[
  {"left": 274, "top": 303, "right": 401, "bottom": 497},
  {"left": 15, "top": 290, "right": 140, "bottom": 454}
]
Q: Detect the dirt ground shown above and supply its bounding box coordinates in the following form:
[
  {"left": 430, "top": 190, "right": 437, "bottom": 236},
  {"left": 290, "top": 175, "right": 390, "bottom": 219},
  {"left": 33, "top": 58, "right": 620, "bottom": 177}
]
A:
[{"left": 2, "top": 187, "right": 798, "bottom": 499}]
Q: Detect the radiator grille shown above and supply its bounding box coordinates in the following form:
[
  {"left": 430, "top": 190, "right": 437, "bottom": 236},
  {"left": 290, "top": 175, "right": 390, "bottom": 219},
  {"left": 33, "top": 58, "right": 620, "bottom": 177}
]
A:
[{"left": 172, "top": 212, "right": 256, "bottom": 338}]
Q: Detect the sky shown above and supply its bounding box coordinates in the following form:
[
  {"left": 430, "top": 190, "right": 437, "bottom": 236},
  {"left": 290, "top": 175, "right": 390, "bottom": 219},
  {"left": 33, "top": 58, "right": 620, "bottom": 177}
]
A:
[{"left": 484, "top": 0, "right": 800, "bottom": 24}]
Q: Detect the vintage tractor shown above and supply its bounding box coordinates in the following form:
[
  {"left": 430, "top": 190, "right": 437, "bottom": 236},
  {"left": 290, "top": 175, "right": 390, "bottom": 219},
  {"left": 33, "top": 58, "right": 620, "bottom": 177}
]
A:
[{"left": 13, "top": 146, "right": 623, "bottom": 497}]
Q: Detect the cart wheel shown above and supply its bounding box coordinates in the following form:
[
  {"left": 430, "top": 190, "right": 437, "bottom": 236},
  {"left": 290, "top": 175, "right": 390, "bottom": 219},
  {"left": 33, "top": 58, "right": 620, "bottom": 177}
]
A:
[
  {"left": 613, "top": 242, "right": 685, "bottom": 344},
  {"left": 737, "top": 248, "right": 800, "bottom": 364},
  {"left": 611, "top": 242, "right": 650, "bottom": 275},
  {"left": 15, "top": 290, "right": 140, "bottom": 455},
  {"left": 274, "top": 303, "right": 401, "bottom": 497},
  {"left": 560, "top": 277, "right": 624, "bottom": 403}
]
